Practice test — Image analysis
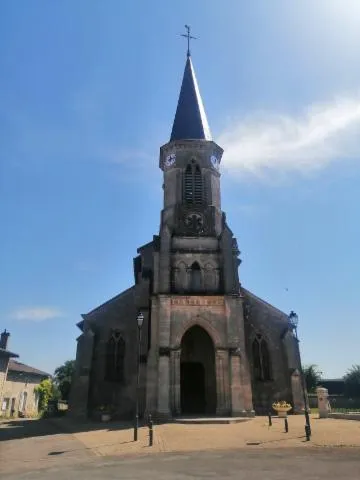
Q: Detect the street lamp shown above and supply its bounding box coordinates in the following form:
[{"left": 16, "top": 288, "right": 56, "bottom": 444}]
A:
[
  {"left": 134, "top": 311, "right": 144, "bottom": 442},
  {"left": 288, "top": 310, "right": 311, "bottom": 440}
]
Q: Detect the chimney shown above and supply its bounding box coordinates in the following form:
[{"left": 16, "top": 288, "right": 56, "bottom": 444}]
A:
[{"left": 0, "top": 329, "right": 10, "bottom": 350}]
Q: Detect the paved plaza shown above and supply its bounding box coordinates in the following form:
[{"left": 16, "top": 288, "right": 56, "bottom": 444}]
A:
[{"left": 1, "top": 415, "right": 360, "bottom": 478}]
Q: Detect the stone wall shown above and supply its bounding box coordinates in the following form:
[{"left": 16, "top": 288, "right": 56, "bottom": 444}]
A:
[
  {"left": 0, "top": 355, "right": 10, "bottom": 409},
  {"left": 242, "top": 290, "right": 301, "bottom": 414},
  {"left": 308, "top": 394, "right": 360, "bottom": 409},
  {"left": 146, "top": 293, "right": 253, "bottom": 418},
  {"left": 1, "top": 372, "right": 42, "bottom": 417},
  {"left": 328, "top": 412, "right": 360, "bottom": 421},
  {"left": 84, "top": 286, "right": 148, "bottom": 419}
]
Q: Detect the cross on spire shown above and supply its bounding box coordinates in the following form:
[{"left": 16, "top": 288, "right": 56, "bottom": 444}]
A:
[{"left": 181, "top": 25, "right": 197, "bottom": 57}]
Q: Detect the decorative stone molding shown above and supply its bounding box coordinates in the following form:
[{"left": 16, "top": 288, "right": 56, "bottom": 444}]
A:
[
  {"left": 159, "top": 347, "right": 171, "bottom": 357},
  {"left": 171, "top": 296, "right": 224, "bottom": 306},
  {"left": 173, "top": 315, "right": 223, "bottom": 347},
  {"left": 229, "top": 347, "right": 241, "bottom": 357}
]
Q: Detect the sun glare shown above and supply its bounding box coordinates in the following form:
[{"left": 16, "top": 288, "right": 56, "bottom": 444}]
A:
[{"left": 324, "top": 0, "right": 360, "bottom": 27}]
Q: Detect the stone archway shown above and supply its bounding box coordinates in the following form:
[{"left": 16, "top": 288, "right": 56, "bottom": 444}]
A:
[{"left": 180, "top": 325, "right": 216, "bottom": 415}]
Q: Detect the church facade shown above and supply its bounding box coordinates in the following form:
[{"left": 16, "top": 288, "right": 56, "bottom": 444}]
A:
[{"left": 69, "top": 51, "right": 305, "bottom": 419}]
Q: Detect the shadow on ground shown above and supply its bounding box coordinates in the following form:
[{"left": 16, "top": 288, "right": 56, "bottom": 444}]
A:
[{"left": 0, "top": 416, "right": 149, "bottom": 442}]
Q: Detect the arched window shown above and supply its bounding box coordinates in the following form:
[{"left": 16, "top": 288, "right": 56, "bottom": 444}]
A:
[
  {"left": 252, "top": 334, "right": 272, "bottom": 381},
  {"left": 184, "top": 163, "right": 203, "bottom": 204},
  {"left": 190, "top": 262, "right": 202, "bottom": 291},
  {"left": 105, "top": 331, "right": 125, "bottom": 383}
]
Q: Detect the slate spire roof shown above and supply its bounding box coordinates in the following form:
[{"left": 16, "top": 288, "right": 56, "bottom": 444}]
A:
[{"left": 170, "top": 54, "right": 212, "bottom": 142}]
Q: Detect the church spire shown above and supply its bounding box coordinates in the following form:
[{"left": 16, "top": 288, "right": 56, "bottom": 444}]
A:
[{"left": 170, "top": 27, "right": 212, "bottom": 142}]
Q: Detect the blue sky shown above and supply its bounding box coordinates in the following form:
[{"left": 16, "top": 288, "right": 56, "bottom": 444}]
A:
[{"left": 1, "top": 0, "right": 360, "bottom": 378}]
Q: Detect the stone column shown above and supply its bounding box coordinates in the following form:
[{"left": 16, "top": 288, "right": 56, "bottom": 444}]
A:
[
  {"left": 145, "top": 299, "right": 160, "bottom": 415},
  {"left": 157, "top": 352, "right": 170, "bottom": 418},
  {"left": 230, "top": 350, "right": 244, "bottom": 416},
  {"left": 291, "top": 369, "right": 305, "bottom": 413},
  {"left": 139, "top": 361, "right": 147, "bottom": 417},
  {"left": 170, "top": 349, "right": 181, "bottom": 416},
  {"left": 317, "top": 387, "right": 331, "bottom": 418},
  {"left": 155, "top": 296, "right": 171, "bottom": 419},
  {"left": 239, "top": 355, "right": 254, "bottom": 414},
  {"left": 215, "top": 349, "right": 230, "bottom": 415}
]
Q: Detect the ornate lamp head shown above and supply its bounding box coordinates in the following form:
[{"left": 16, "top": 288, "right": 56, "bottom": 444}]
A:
[
  {"left": 288, "top": 310, "right": 299, "bottom": 330},
  {"left": 137, "top": 312, "right": 144, "bottom": 329}
]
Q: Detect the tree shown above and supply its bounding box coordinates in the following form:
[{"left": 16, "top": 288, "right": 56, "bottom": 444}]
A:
[
  {"left": 54, "top": 360, "right": 75, "bottom": 401},
  {"left": 344, "top": 365, "right": 360, "bottom": 398},
  {"left": 303, "top": 364, "right": 322, "bottom": 393},
  {"left": 35, "top": 378, "right": 54, "bottom": 412}
]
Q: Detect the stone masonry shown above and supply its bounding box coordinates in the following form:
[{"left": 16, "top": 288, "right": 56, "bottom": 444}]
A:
[{"left": 69, "top": 50, "right": 305, "bottom": 420}]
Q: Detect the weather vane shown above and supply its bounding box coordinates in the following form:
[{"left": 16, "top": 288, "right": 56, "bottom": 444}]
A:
[{"left": 181, "top": 25, "right": 197, "bottom": 57}]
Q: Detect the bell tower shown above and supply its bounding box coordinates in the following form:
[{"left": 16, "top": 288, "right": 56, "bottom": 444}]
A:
[
  {"left": 156, "top": 51, "right": 240, "bottom": 296},
  {"left": 147, "top": 34, "right": 254, "bottom": 419}
]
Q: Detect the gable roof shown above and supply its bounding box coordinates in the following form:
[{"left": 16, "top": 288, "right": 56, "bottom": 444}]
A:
[
  {"left": 8, "top": 360, "right": 50, "bottom": 378},
  {"left": 241, "top": 286, "right": 289, "bottom": 320},
  {"left": 77, "top": 286, "right": 136, "bottom": 331}
]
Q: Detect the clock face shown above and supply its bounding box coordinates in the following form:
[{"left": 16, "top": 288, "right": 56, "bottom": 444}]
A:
[
  {"left": 164, "top": 153, "right": 176, "bottom": 168},
  {"left": 210, "top": 155, "right": 219, "bottom": 169}
]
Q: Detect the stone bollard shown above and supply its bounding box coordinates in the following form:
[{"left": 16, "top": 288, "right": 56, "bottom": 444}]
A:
[{"left": 316, "top": 387, "right": 331, "bottom": 418}]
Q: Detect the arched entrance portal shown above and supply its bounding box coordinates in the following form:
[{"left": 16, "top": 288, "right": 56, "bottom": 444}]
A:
[{"left": 180, "top": 325, "right": 216, "bottom": 415}]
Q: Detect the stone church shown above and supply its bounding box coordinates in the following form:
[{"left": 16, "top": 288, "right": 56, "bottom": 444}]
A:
[{"left": 69, "top": 49, "right": 304, "bottom": 419}]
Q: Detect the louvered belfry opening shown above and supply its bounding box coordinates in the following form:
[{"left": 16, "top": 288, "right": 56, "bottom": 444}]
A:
[
  {"left": 184, "top": 163, "right": 203, "bottom": 204},
  {"left": 194, "top": 166, "right": 202, "bottom": 203},
  {"left": 184, "top": 164, "right": 193, "bottom": 202}
]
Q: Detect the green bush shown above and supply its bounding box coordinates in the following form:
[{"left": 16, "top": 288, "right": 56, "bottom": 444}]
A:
[{"left": 35, "top": 378, "right": 55, "bottom": 412}]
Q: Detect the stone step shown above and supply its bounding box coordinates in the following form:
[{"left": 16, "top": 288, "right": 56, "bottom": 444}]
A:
[{"left": 174, "top": 417, "right": 252, "bottom": 425}]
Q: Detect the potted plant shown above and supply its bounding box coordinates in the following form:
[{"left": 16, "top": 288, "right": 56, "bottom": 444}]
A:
[
  {"left": 98, "top": 405, "right": 112, "bottom": 422},
  {"left": 272, "top": 401, "right": 292, "bottom": 418}
]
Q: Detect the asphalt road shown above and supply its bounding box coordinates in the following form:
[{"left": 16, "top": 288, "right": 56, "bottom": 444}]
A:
[{"left": 3, "top": 448, "right": 360, "bottom": 480}]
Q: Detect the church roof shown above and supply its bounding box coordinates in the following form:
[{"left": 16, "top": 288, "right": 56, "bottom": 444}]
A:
[
  {"left": 241, "top": 287, "right": 289, "bottom": 321},
  {"left": 78, "top": 286, "right": 135, "bottom": 331},
  {"left": 170, "top": 55, "right": 212, "bottom": 142},
  {"left": 0, "top": 347, "right": 19, "bottom": 358}
]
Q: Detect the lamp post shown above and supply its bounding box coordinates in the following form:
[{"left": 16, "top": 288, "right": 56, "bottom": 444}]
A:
[
  {"left": 134, "top": 311, "right": 144, "bottom": 442},
  {"left": 288, "top": 310, "right": 311, "bottom": 440}
]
